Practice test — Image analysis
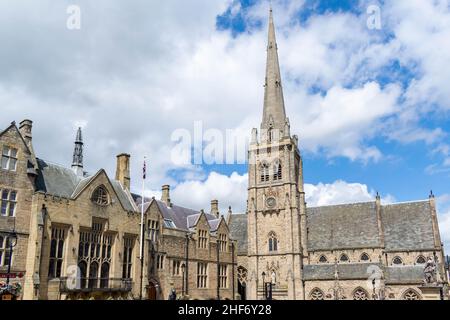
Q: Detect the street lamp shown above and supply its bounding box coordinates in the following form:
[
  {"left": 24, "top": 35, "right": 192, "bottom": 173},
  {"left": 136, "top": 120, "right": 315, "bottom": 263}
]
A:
[{"left": 6, "top": 231, "right": 18, "bottom": 287}]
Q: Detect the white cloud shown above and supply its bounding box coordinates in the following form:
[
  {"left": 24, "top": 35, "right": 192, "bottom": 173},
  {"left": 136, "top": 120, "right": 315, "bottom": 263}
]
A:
[{"left": 158, "top": 171, "right": 395, "bottom": 215}]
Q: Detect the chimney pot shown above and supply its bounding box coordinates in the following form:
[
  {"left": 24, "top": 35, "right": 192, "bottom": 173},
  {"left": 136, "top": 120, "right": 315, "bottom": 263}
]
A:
[
  {"left": 211, "top": 199, "right": 219, "bottom": 218},
  {"left": 115, "top": 154, "right": 131, "bottom": 190},
  {"left": 161, "top": 185, "right": 171, "bottom": 206}
]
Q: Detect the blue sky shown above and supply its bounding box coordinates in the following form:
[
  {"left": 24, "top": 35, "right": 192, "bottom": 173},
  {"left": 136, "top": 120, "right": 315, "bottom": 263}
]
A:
[{"left": 210, "top": 0, "right": 450, "bottom": 203}]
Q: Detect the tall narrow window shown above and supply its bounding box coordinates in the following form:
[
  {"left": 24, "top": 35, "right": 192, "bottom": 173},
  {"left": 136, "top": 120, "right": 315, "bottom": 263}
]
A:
[
  {"left": 148, "top": 220, "right": 159, "bottom": 242},
  {"left": 78, "top": 222, "right": 114, "bottom": 289},
  {"left": 197, "top": 262, "right": 208, "bottom": 288},
  {"left": 156, "top": 254, "right": 165, "bottom": 270},
  {"left": 268, "top": 232, "right": 278, "bottom": 252},
  {"left": 172, "top": 260, "right": 181, "bottom": 276},
  {"left": 218, "top": 234, "right": 227, "bottom": 252},
  {"left": 260, "top": 163, "right": 270, "bottom": 182},
  {"left": 1, "top": 189, "right": 17, "bottom": 217},
  {"left": 273, "top": 161, "right": 282, "bottom": 180},
  {"left": 48, "top": 227, "right": 66, "bottom": 278},
  {"left": 122, "top": 237, "right": 134, "bottom": 279},
  {"left": 198, "top": 230, "right": 208, "bottom": 249},
  {"left": 219, "top": 264, "right": 228, "bottom": 288},
  {"left": 0, "top": 235, "right": 13, "bottom": 267},
  {"left": 1, "top": 146, "right": 18, "bottom": 171}
]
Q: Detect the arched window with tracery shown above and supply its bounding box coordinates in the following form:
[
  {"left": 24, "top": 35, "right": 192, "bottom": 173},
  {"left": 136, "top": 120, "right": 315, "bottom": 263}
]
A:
[
  {"left": 360, "top": 253, "right": 370, "bottom": 261},
  {"left": 339, "top": 254, "right": 349, "bottom": 262},
  {"left": 268, "top": 232, "right": 278, "bottom": 252},
  {"left": 91, "top": 186, "right": 110, "bottom": 206},
  {"left": 353, "top": 288, "right": 369, "bottom": 300},
  {"left": 403, "top": 289, "right": 421, "bottom": 300},
  {"left": 273, "top": 160, "right": 282, "bottom": 181},
  {"left": 393, "top": 256, "right": 403, "bottom": 265},
  {"left": 318, "top": 255, "right": 327, "bottom": 263},
  {"left": 416, "top": 256, "right": 426, "bottom": 265},
  {"left": 310, "top": 288, "right": 324, "bottom": 300},
  {"left": 260, "top": 162, "right": 269, "bottom": 182},
  {"left": 237, "top": 266, "right": 248, "bottom": 285}
]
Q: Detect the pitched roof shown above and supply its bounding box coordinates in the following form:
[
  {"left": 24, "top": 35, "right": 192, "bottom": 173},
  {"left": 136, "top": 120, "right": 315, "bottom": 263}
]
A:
[
  {"left": 35, "top": 158, "right": 136, "bottom": 211},
  {"left": 381, "top": 201, "right": 435, "bottom": 251},
  {"left": 148, "top": 200, "right": 218, "bottom": 231},
  {"left": 385, "top": 266, "right": 424, "bottom": 284},
  {"left": 228, "top": 214, "right": 248, "bottom": 255},
  {"left": 306, "top": 202, "right": 381, "bottom": 251}
]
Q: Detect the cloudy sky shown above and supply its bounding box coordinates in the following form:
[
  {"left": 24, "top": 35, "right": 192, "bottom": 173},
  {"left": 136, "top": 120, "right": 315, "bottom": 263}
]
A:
[{"left": 1, "top": 0, "right": 450, "bottom": 249}]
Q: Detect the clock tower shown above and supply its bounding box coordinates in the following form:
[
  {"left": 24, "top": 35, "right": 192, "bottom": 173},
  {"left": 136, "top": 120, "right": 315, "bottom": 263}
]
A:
[{"left": 246, "top": 8, "right": 307, "bottom": 300}]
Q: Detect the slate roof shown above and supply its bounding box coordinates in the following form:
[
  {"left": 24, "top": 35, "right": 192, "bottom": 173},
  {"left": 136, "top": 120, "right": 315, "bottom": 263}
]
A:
[
  {"left": 35, "top": 158, "right": 136, "bottom": 211},
  {"left": 385, "top": 266, "right": 424, "bottom": 284},
  {"left": 148, "top": 200, "right": 219, "bottom": 231},
  {"left": 228, "top": 214, "right": 248, "bottom": 255},
  {"left": 303, "top": 263, "right": 425, "bottom": 284},
  {"left": 303, "top": 263, "right": 382, "bottom": 281},
  {"left": 306, "top": 202, "right": 381, "bottom": 251},
  {"left": 381, "top": 201, "right": 435, "bottom": 251}
]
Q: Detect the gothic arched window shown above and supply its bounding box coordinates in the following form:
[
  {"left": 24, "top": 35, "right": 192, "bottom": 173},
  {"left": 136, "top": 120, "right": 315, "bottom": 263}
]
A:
[
  {"left": 393, "top": 256, "right": 403, "bottom": 265},
  {"left": 273, "top": 160, "right": 282, "bottom": 181},
  {"left": 268, "top": 232, "right": 278, "bottom": 252},
  {"left": 339, "top": 254, "right": 349, "bottom": 262},
  {"left": 360, "top": 253, "right": 370, "bottom": 261},
  {"left": 237, "top": 266, "right": 248, "bottom": 285},
  {"left": 310, "top": 288, "right": 324, "bottom": 300},
  {"left": 403, "top": 289, "right": 421, "bottom": 300},
  {"left": 416, "top": 256, "right": 426, "bottom": 264},
  {"left": 260, "top": 162, "right": 269, "bottom": 182},
  {"left": 353, "top": 288, "right": 369, "bottom": 300},
  {"left": 91, "top": 186, "right": 109, "bottom": 206},
  {"left": 318, "top": 255, "right": 328, "bottom": 263}
]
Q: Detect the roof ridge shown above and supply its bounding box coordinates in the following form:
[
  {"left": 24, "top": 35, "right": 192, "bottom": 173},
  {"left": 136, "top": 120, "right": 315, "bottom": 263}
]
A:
[{"left": 307, "top": 201, "right": 375, "bottom": 209}]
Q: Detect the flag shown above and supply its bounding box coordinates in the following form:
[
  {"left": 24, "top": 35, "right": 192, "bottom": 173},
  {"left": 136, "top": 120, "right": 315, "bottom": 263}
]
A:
[{"left": 143, "top": 159, "right": 146, "bottom": 180}]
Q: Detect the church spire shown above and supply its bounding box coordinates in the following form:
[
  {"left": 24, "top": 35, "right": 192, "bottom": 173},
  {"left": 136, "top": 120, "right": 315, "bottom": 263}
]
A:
[
  {"left": 261, "top": 7, "right": 287, "bottom": 138},
  {"left": 72, "top": 127, "right": 84, "bottom": 177}
]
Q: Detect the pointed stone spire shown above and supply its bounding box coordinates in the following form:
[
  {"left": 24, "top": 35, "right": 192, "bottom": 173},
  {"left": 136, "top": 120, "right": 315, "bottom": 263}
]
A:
[
  {"left": 261, "top": 7, "right": 287, "bottom": 138},
  {"left": 72, "top": 127, "right": 84, "bottom": 177}
]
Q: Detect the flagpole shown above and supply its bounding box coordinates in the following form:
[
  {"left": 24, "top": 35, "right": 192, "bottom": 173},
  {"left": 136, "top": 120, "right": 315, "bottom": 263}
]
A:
[{"left": 139, "top": 157, "right": 146, "bottom": 300}]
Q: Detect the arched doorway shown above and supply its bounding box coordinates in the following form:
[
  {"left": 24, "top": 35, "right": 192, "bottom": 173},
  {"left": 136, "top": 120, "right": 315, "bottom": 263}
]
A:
[{"left": 147, "top": 282, "right": 157, "bottom": 300}]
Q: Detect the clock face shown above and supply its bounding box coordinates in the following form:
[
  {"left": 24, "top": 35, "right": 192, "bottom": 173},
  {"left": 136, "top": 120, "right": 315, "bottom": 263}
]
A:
[{"left": 266, "top": 197, "right": 276, "bottom": 208}]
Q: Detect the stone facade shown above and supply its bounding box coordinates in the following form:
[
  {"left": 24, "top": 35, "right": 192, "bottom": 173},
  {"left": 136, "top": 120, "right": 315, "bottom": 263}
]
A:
[
  {"left": 227, "top": 9, "right": 448, "bottom": 301},
  {"left": 0, "top": 121, "right": 237, "bottom": 300}
]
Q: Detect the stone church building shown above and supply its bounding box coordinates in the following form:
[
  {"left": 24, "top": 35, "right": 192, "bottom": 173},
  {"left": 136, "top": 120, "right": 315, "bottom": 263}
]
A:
[
  {"left": 227, "top": 9, "right": 448, "bottom": 301},
  {"left": 0, "top": 10, "right": 448, "bottom": 301}
]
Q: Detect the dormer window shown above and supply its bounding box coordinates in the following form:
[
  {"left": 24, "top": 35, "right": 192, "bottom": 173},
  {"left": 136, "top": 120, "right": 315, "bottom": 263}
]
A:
[{"left": 91, "top": 186, "right": 109, "bottom": 206}]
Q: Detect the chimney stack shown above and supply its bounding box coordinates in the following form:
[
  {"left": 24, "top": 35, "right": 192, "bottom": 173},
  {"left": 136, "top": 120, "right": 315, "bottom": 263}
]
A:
[
  {"left": 211, "top": 199, "right": 219, "bottom": 218},
  {"left": 19, "top": 119, "right": 33, "bottom": 146},
  {"left": 161, "top": 185, "right": 171, "bottom": 206},
  {"left": 115, "top": 153, "right": 130, "bottom": 190}
]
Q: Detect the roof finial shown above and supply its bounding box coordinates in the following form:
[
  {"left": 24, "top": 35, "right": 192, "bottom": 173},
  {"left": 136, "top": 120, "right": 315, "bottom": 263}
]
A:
[
  {"left": 430, "top": 190, "right": 434, "bottom": 198},
  {"left": 71, "top": 127, "right": 84, "bottom": 177}
]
